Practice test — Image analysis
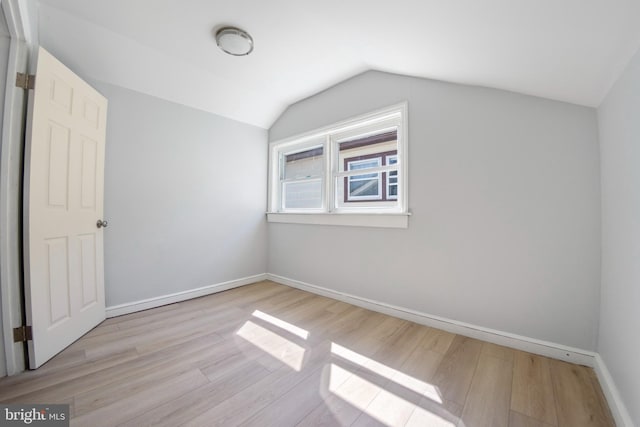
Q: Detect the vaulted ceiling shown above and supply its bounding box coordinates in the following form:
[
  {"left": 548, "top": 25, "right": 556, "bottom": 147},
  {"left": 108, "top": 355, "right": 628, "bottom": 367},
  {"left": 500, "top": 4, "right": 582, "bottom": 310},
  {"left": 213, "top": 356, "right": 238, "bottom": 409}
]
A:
[{"left": 37, "top": 0, "right": 640, "bottom": 129}]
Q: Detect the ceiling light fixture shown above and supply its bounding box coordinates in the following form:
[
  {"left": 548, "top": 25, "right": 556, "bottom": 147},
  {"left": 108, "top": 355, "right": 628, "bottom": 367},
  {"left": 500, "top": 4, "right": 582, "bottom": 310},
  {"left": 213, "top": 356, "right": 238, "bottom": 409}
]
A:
[{"left": 215, "top": 26, "right": 254, "bottom": 56}]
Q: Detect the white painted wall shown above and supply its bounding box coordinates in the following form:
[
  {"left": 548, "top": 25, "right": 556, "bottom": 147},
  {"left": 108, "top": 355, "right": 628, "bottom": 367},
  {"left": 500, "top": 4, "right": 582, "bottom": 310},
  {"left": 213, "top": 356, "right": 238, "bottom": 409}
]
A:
[
  {"left": 269, "top": 71, "right": 601, "bottom": 351},
  {"left": 91, "top": 82, "right": 268, "bottom": 307},
  {"left": 598, "top": 47, "right": 640, "bottom": 425}
]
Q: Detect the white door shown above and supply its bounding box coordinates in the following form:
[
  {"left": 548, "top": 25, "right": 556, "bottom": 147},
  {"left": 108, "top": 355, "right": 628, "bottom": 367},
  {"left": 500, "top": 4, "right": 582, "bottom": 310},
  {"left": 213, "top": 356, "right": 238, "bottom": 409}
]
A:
[{"left": 23, "top": 47, "right": 108, "bottom": 369}]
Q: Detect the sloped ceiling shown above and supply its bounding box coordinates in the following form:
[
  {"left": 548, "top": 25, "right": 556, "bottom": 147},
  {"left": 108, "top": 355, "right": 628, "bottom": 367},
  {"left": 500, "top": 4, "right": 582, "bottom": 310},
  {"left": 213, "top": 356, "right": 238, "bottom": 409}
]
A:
[{"left": 37, "top": 0, "right": 640, "bottom": 129}]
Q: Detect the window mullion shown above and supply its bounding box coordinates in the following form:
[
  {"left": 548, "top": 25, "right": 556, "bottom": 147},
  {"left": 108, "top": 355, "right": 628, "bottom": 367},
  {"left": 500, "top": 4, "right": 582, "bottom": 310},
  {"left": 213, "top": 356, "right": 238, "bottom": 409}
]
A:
[
  {"left": 281, "top": 176, "right": 322, "bottom": 184},
  {"left": 336, "top": 164, "right": 398, "bottom": 178},
  {"left": 325, "top": 135, "right": 333, "bottom": 212}
]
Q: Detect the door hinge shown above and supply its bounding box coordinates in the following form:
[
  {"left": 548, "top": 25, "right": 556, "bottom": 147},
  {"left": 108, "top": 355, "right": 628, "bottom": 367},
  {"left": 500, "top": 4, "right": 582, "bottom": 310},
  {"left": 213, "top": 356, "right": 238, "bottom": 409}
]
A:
[
  {"left": 13, "top": 325, "right": 33, "bottom": 342},
  {"left": 15, "top": 72, "right": 35, "bottom": 90}
]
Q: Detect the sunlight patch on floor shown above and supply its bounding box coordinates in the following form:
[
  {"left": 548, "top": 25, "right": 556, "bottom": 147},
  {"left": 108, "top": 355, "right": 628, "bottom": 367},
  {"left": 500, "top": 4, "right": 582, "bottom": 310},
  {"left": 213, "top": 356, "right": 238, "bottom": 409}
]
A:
[
  {"left": 251, "top": 310, "right": 309, "bottom": 339},
  {"left": 405, "top": 404, "right": 458, "bottom": 427},
  {"left": 236, "top": 320, "right": 306, "bottom": 370},
  {"left": 331, "top": 342, "right": 442, "bottom": 403},
  {"left": 328, "top": 363, "right": 455, "bottom": 427},
  {"left": 328, "top": 363, "right": 387, "bottom": 411}
]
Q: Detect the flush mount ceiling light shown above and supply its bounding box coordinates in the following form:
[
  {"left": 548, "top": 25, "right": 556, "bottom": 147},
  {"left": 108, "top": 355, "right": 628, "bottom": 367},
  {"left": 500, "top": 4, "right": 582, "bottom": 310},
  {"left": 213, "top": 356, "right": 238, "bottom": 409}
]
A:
[{"left": 215, "top": 26, "right": 254, "bottom": 56}]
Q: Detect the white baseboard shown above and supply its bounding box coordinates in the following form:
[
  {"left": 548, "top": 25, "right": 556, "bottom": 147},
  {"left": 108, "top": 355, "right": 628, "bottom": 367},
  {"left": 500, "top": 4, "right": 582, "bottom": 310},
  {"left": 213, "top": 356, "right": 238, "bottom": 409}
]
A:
[
  {"left": 266, "top": 273, "right": 596, "bottom": 367},
  {"left": 105, "top": 273, "right": 268, "bottom": 318},
  {"left": 594, "top": 353, "right": 634, "bottom": 427}
]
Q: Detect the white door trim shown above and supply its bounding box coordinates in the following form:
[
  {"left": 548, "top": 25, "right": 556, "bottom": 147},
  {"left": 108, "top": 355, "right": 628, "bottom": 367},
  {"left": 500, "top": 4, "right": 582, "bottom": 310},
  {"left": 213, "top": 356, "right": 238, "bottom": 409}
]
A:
[{"left": 0, "top": 0, "right": 31, "bottom": 376}]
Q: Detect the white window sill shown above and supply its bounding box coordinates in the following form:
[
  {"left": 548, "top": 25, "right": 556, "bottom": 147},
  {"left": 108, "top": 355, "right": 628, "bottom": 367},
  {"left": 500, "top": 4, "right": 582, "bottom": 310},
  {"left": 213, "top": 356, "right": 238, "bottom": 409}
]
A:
[{"left": 266, "top": 212, "right": 410, "bottom": 229}]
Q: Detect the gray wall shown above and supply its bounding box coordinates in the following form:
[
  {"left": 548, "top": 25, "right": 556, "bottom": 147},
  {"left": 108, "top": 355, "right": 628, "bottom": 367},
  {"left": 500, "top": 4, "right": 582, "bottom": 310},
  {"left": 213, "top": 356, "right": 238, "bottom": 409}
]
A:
[
  {"left": 269, "top": 71, "right": 601, "bottom": 351},
  {"left": 598, "top": 47, "right": 640, "bottom": 424},
  {"left": 94, "top": 82, "right": 268, "bottom": 306}
]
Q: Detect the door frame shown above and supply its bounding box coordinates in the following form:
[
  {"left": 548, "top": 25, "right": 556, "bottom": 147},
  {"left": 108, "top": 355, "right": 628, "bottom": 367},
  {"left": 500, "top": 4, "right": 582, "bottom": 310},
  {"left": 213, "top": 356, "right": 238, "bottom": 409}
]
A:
[{"left": 0, "top": 0, "right": 34, "bottom": 376}]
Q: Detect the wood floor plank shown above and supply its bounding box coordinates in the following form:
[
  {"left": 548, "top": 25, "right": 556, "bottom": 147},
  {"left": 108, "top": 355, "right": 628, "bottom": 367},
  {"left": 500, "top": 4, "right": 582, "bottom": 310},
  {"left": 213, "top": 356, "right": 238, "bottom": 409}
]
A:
[
  {"left": 351, "top": 380, "right": 420, "bottom": 427},
  {"left": 240, "top": 362, "right": 346, "bottom": 427},
  {"left": 482, "top": 342, "right": 515, "bottom": 362},
  {"left": 33, "top": 348, "right": 87, "bottom": 374},
  {"left": 402, "top": 333, "right": 447, "bottom": 381},
  {"left": 296, "top": 325, "right": 428, "bottom": 427},
  {"left": 73, "top": 356, "right": 199, "bottom": 416},
  {"left": 0, "top": 348, "right": 139, "bottom": 401},
  {"left": 404, "top": 398, "right": 463, "bottom": 427},
  {"left": 295, "top": 365, "right": 375, "bottom": 427},
  {"left": 350, "top": 325, "right": 439, "bottom": 427},
  {"left": 460, "top": 353, "right": 513, "bottom": 427},
  {"left": 511, "top": 351, "right": 557, "bottom": 426},
  {"left": 306, "top": 306, "right": 372, "bottom": 345},
  {"left": 70, "top": 369, "right": 209, "bottom": 427},
  {"left": 415, "top": 327, "right": 456, "bottom": 355},
  {"left": 80, "top": 307, "right": 233, "bottom": 358},
  {"left": 120, "top": 359, "right": 272, "bottom": 427},
  {"left": 370, "top": 345, "right": 450, "bottom": 426},
  {"left": 99, "top": 302, "right": 179, "bottom": 327},
  {"left": 509, "top": 410, "right": 555, "bottom": 427},
  {"left": 432, "top": 335, "right": 483, "bottom": 405},
  {"left": 5, "top": 331, "right": 222, "bottom": 406},
  {"left": 550, "top": 359, "right": 615, "bottom": 427},
  {"left": 83, "top": 323, "right": 120, "bottom": 339},
  {"left": 181, "top": 343, "right": 332, "bottom": 426}
]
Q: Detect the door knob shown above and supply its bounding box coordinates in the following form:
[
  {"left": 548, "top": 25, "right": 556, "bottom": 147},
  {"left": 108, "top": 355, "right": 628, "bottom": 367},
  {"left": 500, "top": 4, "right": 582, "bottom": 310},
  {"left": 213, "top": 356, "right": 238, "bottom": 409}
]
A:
[{"left": 97, "top": 219, "right": 108, "bottom": 229}]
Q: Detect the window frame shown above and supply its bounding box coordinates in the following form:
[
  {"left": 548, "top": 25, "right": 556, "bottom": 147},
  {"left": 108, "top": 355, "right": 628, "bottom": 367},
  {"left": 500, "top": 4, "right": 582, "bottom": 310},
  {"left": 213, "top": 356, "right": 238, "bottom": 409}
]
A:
[{"left": 267, "top": 102, "right": 409, "bottom": 228}]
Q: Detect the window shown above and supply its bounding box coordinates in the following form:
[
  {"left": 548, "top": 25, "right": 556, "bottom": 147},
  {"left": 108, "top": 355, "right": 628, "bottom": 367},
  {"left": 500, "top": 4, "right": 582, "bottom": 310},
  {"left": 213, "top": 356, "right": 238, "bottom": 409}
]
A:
[
  {"left": 346, "top": 157, "right": 382, "bottom": 201},
  {"left": 281, "top": 145, "right": 324, "bottom": 210},
  {"left": 268, "top": 103, "right": 408, "bottom": 228},
  {"left": 386, "top": 155, "right": 398, "bottom": 200}
]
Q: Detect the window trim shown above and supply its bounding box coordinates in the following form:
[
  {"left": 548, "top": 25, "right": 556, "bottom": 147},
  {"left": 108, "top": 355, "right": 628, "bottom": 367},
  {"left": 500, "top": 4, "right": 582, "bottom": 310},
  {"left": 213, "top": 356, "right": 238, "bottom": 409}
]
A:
[{"left": 267, "top": 102, "right": 409, "bottom": 228}]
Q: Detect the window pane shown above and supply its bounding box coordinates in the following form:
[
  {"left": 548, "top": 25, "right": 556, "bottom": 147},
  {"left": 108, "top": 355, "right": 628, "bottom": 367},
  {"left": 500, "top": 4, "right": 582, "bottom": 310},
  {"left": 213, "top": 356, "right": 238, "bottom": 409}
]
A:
[
  {"left": 283, "top": 180, "right": 322, "bottom": 209},
  {"left": 338, "top": 130, "right": 398, "bottom": 174},
  {"left": 345, "top": 157, "right": 382, "bottom": 201},
  {"left": 351, "top": 172, "right": 379, "bottom": 180},
  {"left": 347, "top": 158, "right": 381, "bottom": 183},
  {"left": 284, "top": 146, "right": 323, "bottom": 180},
  {"left": 349, "top": 159, "right": 379, "bottom": 171},
  {"left": 349, "top": 179, "right": 379, "bottom": 198}
]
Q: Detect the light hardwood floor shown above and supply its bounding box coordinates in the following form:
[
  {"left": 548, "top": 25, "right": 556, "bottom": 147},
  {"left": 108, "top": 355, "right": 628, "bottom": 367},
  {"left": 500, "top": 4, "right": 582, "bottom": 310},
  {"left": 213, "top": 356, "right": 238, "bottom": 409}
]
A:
[{"left": 0, "top": 281, "right": 614, "bottom": 427}]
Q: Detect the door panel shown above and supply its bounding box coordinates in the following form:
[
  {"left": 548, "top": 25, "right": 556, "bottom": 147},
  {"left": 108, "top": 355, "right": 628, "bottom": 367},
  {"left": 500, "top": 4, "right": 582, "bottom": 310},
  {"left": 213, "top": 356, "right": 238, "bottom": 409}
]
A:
[
  {"left": 45, "top": 237, "right": 70, "bottom": 325},
  {"left": 24, "top": 47, "right": 108, "bottom": 368},
  {"left": 79, "top": 234, "right": 98, "bottom": 308},
  {"left": 80, "top": 137, "right": 97, "bottom": 209}
]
